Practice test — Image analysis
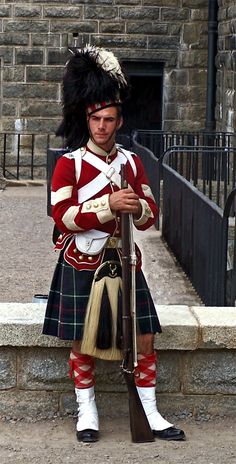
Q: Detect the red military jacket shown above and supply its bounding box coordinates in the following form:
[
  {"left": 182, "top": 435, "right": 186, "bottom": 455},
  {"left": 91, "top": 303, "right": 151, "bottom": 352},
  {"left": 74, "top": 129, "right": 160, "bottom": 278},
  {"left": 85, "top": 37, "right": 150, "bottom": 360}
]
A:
[{"left": 51, "top": 139, "right": 158, "bottom": 271}]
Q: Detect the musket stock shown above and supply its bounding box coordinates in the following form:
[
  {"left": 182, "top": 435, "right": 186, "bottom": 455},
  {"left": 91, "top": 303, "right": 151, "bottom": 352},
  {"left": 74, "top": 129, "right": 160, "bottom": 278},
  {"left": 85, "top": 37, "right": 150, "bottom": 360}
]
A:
[{"left": 120, "top": 164, "right": 154, "bottom": 443}]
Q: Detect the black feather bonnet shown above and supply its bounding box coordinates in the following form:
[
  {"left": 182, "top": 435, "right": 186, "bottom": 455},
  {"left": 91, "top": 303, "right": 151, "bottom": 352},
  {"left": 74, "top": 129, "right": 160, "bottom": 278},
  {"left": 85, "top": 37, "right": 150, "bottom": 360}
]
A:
[{"left": 56, "top": 45, "right": 130, "bottom": 149}]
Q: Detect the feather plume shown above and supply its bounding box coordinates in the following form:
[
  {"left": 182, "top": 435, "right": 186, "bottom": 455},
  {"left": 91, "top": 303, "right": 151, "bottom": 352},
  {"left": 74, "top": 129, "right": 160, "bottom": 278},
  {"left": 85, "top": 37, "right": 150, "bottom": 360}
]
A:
[
  {"left": 56, "top": 45, "right": 130, "bottom": 149},
  {"left": 84, "top": 45, "right": 127, "bottom": 88}
]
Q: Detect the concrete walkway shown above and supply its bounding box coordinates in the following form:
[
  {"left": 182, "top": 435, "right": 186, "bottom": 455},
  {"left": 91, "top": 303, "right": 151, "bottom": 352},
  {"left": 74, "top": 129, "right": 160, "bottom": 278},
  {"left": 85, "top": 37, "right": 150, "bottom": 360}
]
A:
[{"left": 0, "top": 183, "right": 201, "bottom": 305}]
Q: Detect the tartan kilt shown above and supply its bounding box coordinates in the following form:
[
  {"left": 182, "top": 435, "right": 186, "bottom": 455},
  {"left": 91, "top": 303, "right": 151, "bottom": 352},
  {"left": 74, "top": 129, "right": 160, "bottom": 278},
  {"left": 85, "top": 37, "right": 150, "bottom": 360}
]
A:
[{"left": 42, "top": 249, "right": 162, "bottom": 340}]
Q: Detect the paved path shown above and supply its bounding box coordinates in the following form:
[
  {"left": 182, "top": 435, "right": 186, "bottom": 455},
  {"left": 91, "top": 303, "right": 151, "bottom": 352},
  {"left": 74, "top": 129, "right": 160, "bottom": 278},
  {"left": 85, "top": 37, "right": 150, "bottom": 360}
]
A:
[
  {"left": 0, "top": 184, "right": 201, "bottom": 305},
  {"left": 3, "top": 185, "right": 236, "bottom": 464},
  {"left": 1, "top": 416, "right": 236, "bottom": 464}
]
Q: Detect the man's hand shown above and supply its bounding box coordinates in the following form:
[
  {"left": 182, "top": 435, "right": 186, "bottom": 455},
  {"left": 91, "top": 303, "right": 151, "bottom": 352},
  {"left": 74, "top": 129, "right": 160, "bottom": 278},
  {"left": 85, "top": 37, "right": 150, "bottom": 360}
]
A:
[{"left": 109, "top": 188, "right": 142, "bottom": 217}]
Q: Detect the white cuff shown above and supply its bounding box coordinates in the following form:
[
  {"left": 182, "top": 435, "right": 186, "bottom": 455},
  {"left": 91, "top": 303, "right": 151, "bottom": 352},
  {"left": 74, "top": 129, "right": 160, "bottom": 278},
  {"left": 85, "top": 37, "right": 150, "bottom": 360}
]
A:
[
  {"left": 133, "top": 199, "right": 154, "bottom": 227},
  {"left": 81, "top": 194, "right": 115, "bottom": 224}
]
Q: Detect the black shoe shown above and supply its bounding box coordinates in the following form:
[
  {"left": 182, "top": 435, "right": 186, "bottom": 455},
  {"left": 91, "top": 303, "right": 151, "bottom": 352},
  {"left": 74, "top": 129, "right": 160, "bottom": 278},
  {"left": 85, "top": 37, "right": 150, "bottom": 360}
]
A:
[
  {"left": 153, "top": 426, "right": 186, "bottom": 441},
  {"left": 76, "top": 429, "right": 99, "bottom": 443}
]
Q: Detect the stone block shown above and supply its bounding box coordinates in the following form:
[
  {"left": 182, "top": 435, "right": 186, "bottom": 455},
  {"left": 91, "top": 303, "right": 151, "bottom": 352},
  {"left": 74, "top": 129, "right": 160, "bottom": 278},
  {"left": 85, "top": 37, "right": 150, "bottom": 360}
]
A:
[
  {"left": 190, "top": 8, "right": 208, "bottom": 21},
  {"left": 96, "top": 360, "right": 126, "bottom": 392},
  {"left": 218, "top": 21, "right": 232, "bottom": 36},
  {"left": 26, "top": 66, "right": 64, "bottom": 82},
  {"left": 16, "top": 49, "right": 44, "bottom": 65},
  {"left": 44, "top": 6, "right": 82, "bottom": 18},
  {"left": 15, "top": 6, "right": 41, "bottom": 17},
  {"left": 0, "top": 32, "right": 29, "bottom": 45},
  {"left": 100, "top": 22, "right": 125, "bottom": 34},
  {"left": 156, "top": 306, "right": 199, "bottom": 350},
  {"left": 144, "top": 0, "right": 179, "bottom": 5},
  {"left": 0, "top": 47, "right": 13, "bottom": 64},
  {"left": 17, "top": 118, "right": 60, "bottom": 134},
  {"left": 164, "top": 102, "right": 178, "bottom": 119},
  {"left": 164, "top": 120, "right": 203, "bottom": 132},
  {"left": 17, "top": 347, "right": 71, "bottom": 390},
  {"left": 115, "top": 0, "right": 140, "bottom": 4},
  {"left": 20, "top": 101, "right": 61, "bottom": 117},
  {"left": 95, "top": 47, "right": 177, "bottom": 66},
  {"left": 85, "top": 6, "right": 118, "bottom": 19},
  {"left": 32, "top": 33, "right": 61, "bottom": 47},
  {"left": 0, "top": 6, "right": 11, "bottom": 17},
  {"left": 120, "top": 7, "right": 160, "bottom": 20},
  {"left": 63, "top": 390, "right": 236, "bottom": 421},
  {"left": 183, "top": 350, "right": 236, "bottom": 394},
  {"left": 149, "top": 36, "right": 179, "bottom": 49},
  {"left": 156, "top": 393, "right": 236, "bottom": 418},
  {"left": 177, "top": 103, "right": 205, "bottom": 120},
  {"left": 61, "top": 391, "right": 130, "bottom": 419},
  {"left": 167, "top": 85, "right": 206, "bottom": 103},
  {"left": 166, "top": 69, "right": 189, "bottom": 86},
  {"left": 4, "top": 20, "right": 49, "bottom": 33},
  {"left": 189, "top": 69, "right": 207, "bottom": 86},
  {"left": 161, "top": 8, "right": 189, "bottom": 21},
  {"left": 0, "top": 303, "right": 70, "bottom": 347},
  {"left": 168, "top": 24, "right": 181, "bottom": 35},
  {"left": 127, "top": 21, "right": 168, "bottom": 35},
  {"left": 228, "top": 5, "right": 236, "bottom": 19},
  {"left": 179, "top": 50, "right": 208, "bottom": 68},
  {"left": 0, "top": 390, "right": 59, "bottom": 420},
  {"left": 192, "top": 307, "right": 236, "bottom": 349},
  {"left": 50, "top": 20, "right": 97, "bottom": 33},
  {"left": 47, "top": 49, "right": 70, "bottom": 65},
  {"left": 2, "top": 102, "right": 17, "bottom": 117},
  {"left": 156, "top": 351, "right": 182, "bottom": 392},
  {"left": 183, "top": 23, "right": 205, "bottom": 46},
  {"left": 182, "top": 0, "right": 206, "bottom": 6},
  {"left": 92, "top": 34, "right": 147, "bottom": 49},
  {"left": 0, "top": 348, "right": 17, "bottom": 389},
  {"left": 225, "top": 34, "right": 236, "bottom": 50},
  {"left": 3, "top": 66, "right": 25, "bottom": 82},
  {"left": 60, "top": 391, "right": 76, "bottom": 416},
  {"left": 96, "top": 392, "right": 129, "bottom": 418},
  {"left": 3, "top": 83, "right": 59, "bottom": 100},
  {"left": 72, "top": 0, "right": 112, "bottom": 3}
]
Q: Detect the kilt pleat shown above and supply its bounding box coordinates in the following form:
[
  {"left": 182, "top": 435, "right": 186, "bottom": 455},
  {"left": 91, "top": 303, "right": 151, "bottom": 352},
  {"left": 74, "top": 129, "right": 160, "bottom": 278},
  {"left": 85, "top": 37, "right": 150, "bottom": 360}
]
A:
[{"left": 42, "top": 250, "right": 161, "bottom": 340}]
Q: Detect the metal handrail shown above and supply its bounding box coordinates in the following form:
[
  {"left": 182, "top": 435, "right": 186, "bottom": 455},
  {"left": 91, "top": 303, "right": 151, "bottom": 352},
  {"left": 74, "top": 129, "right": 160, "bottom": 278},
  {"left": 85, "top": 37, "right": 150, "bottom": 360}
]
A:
[
  {"left": 162, "top": 145, "right": 236, "bottom": 210},
  {"left": 162, "top": 146, "right": 236, "bottom": 306}
]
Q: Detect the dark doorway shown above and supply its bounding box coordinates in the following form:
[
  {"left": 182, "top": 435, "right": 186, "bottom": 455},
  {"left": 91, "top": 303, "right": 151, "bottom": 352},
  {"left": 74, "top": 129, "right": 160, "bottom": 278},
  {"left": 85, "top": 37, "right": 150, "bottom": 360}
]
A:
[{"left": 121, "top": 61, "right": 164, "bottom": 135}]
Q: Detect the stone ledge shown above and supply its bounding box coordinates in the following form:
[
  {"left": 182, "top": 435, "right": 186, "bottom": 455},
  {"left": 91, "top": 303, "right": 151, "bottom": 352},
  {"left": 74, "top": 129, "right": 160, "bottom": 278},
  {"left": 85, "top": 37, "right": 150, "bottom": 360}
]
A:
[
  {"left": 191, "top": 307, "right": 236, "bottom": 349},
  {"left": 0, "top": 303, "right": 235, "bottom": 350},
  {"left": 2, "top": 179, "right": 46, "bottom": 187}
]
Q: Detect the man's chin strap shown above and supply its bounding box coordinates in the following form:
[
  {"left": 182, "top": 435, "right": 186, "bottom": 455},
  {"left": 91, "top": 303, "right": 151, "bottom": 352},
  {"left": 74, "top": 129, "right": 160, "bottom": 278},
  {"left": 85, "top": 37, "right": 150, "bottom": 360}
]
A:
[{"left": 135, "top": 352, "right": 173, "bottom": 431}]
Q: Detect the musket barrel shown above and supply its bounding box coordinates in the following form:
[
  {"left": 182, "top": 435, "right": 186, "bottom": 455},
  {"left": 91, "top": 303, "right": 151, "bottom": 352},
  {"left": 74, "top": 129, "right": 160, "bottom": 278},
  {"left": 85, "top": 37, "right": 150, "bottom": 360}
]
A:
[{"left": 120, "top": 163, "right": 154, "bottom": 443}]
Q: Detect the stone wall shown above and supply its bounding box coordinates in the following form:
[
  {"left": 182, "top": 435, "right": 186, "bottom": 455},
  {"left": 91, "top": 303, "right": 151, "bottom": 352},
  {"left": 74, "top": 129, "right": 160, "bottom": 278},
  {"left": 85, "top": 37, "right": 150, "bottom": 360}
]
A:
[
  {"left": 1, "top": 1, "right": 235, "bottom": 138},
  {"left": 1, "top": 303, "right": 236, "bottom": 420},
  {"left": 216, "top": 0, "right": 236, "bottom": 132},
  {"left": 0, "top": 0, "right": 209, "bottom": 135}
]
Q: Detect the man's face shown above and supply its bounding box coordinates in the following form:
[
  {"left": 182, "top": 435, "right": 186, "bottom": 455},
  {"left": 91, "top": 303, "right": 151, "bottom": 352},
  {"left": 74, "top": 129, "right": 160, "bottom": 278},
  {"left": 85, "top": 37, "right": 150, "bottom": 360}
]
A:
[{"left": 87, "top": 106, "right": 123, "bottom": 151}]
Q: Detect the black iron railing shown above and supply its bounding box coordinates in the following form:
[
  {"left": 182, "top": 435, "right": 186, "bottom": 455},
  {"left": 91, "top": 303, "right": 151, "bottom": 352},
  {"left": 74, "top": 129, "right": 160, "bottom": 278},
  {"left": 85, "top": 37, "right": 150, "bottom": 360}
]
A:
[
  {"left": 2, "top": 130, "right": 235, "bottom": 182},
  {"left": 223, "top": 188, "right": 236, "bottom": 306},
  {"left": 133, "top": 129, "right": 236, "bottom": 159},
  {"left": 131, "top": 132, "right": 160, "bottom": 228},
  {"left": 131, "top": 131, "right": 236, "bottom": 229},
  {"left": 164, "top": 145, "right": 236, "bottom": 210},
  {"left": 162, "top": 146, "right": 236, "bottom": 306},
  {"left": 0, "top": 132, "right": 61, "bottom": 180}
]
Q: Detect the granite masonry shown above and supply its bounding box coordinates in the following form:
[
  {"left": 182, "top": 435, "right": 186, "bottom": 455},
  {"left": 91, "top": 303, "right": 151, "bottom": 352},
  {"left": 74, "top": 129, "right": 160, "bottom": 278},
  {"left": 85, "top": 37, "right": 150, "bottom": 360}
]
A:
[
  {"left": 0, "top": 304, "right": 236, "bottom": 420},
  {"left": 0, "top": 0, "right": 235, "bottom": 135}
]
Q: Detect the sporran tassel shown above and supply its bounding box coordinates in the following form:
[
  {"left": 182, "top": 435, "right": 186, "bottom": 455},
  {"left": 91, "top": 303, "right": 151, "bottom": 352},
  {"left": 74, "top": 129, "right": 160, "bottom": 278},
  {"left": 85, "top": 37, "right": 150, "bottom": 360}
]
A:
[
  {"left": 81, "top": 261, "right": 123, "bottom": 361},
  {"left": 96, "top": 283, "right": 112, "bottom": 349}
]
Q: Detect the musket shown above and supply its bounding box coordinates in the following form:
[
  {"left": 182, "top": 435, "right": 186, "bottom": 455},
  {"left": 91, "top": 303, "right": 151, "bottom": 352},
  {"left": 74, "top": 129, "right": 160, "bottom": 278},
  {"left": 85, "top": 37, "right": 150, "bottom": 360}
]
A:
[{"left": 120, "top": 163, "right": 154, "bottom": 443}]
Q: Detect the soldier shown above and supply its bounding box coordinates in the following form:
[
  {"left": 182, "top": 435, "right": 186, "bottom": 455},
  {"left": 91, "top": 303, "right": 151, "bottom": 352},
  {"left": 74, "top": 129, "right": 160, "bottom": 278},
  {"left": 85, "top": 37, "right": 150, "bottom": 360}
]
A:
[{"left": 43, "top": 46, "right": 185, "bottom": 443}]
